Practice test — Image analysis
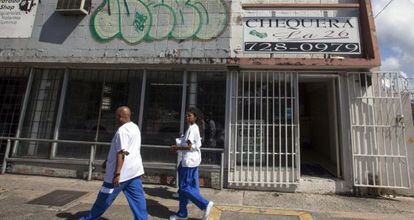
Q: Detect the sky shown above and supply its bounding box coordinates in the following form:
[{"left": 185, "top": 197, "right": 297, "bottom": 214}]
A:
[{"left": 372, "top": 0, "right": 414, "bottom": 78}]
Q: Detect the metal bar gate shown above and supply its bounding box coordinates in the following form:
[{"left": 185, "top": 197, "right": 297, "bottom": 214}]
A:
[
  {"left": 228, "top": 71, "right": 300, "bottom": 187},
  {"left": 346, "top": 72, "right": 411, "bottom": 189}
]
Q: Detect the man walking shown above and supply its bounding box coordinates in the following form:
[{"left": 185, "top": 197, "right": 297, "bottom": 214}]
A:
[{"left": 80, "top": 106, "right": 147, "bottom": 220}]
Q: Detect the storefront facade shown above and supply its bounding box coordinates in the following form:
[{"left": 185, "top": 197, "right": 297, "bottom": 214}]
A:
[{"left": 0, "top": 0, "right": 412, "bottom": 194}]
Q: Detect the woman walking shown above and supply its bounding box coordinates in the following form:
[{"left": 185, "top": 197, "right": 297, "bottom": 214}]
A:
[{"left": 169, "top": 108, "right": 214, "bottom": 220}]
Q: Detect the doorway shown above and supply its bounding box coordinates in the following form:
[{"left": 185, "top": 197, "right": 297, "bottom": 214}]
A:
[{"left": 299, "top": 76, "right": 341, "bottom": 178}]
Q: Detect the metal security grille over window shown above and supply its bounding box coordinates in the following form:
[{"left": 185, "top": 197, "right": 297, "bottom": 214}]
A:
[
  {"left": 228, "top": 71, "right": 300, "bottom": 186},
  {"left": 0, "top": 68, "right": 29, "bottom": 138},
  {"left": 346, "top": 72, "right": 411, "bottom": 189},
  {"left": 0, "top": 68, "right": 30, "bottom": 169},
  {"left": 18, "top": 69, "right": 64, "bottom": 158},
  {"left": 1, "top": 68, "right": 227, "bottom": 184}
]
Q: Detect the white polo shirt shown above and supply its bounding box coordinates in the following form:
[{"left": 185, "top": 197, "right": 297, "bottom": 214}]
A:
[
  {"left": 180, "top": 124, "right": 202, "bottom": 168},
  {"left": 104, "top": 122, "right": 144, "bottom": 183}
]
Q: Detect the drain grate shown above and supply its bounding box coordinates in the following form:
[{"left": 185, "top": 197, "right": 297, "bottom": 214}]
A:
[{"left": 28, "top": 190, "right": 87, "bottom": 207}]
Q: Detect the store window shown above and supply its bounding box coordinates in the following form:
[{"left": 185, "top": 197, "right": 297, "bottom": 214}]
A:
[
  {"left": 95, "top": 70, "right": 142, "bottom": 159},
  {"left": 141, "top": 71, "right": 183, "bottom": 163},
  {"left": 57, "top": 69, "right": 142, "bottom": 159},
  {"left": 187, "top": 71, "right": 226, "bottom": 165},
  {"left": 0, "top": 68, "right": 29, "bottom": 137},
  {"left": 18, "top": 69, "right": 64, "bottom": 158},
  {"left": 12, "top": 68, "right": 227, "bottom": 164},
  {"left": 0, "top": 67, "right": 29, "bottom": 162}
]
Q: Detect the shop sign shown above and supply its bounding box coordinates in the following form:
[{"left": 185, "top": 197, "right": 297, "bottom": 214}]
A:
[
  {"left": 237, "top": 121, "right": 264, "bottom": 162},
  {"left": 0, "top": 0, "right": 38, "bottom": 38},
  {"left": 243, "top": 17, "right": 361, "bottom": 54}
]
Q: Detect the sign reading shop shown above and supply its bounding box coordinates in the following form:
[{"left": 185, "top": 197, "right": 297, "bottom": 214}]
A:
[
  {"left": 0, "top": 0, "right": 37, "bottom": 38},
  {"left": 243, "top": 17, "right": 361, "bottom": 54}
]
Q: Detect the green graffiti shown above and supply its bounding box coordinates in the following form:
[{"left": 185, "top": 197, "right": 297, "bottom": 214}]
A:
[
  {"left": 134, "top": 11, "right": 148, "bottom": 32},
  {"left": 90, "top": 0, "right": 229, "bottom": 44}
]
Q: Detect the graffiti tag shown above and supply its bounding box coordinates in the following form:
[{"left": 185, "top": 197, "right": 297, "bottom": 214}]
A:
[{"left": 90, "top": 0, "right": 229, "bottom": 44}]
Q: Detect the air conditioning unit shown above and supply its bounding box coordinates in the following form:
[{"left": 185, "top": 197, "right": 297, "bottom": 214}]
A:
[{"left": 56, "top": 0, "right": 91, "bottom": 15}]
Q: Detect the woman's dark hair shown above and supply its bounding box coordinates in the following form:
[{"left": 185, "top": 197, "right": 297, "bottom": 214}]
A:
[{"left": 187, "top": 107, "right": 204, "bottom": 138}]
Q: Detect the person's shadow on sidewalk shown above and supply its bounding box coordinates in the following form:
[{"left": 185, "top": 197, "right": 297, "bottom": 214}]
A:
[
  {"left": 56, "top": 187, "right": 197, "bottom": 219},
  {"left": 55, "top": 199, "right": 174, "bottom": 220},
  {"left": 144, "top": 187, "right": 201, "bottom": 219},
  {"left": 144, "top": 186, "right": 178, "bottom": 200},
  {"left": 147, "top": 198, "right": 175, "bottom": 218}
]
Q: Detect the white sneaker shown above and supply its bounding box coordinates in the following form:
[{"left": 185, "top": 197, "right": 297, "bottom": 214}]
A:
[
  {"left": 169, "top": 214, "right": 188, "bottom": 220},
  {"left": 202, "top": 201, "right": 214, "bottom": 220}
]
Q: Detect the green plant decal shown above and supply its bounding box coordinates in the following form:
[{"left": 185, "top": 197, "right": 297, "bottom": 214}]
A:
[{"left": 250, "top": 30, "right": 268, "bottom": 39}]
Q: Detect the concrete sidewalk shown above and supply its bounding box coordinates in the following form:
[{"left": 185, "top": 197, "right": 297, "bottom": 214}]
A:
[{"left": 0, "top": 174, "right": 413, "bottom": 220}]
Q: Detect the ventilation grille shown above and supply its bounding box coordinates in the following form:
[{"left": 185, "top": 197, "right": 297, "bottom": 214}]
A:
[{"left": 56, "top": 0, "right": 90, "bottom": 15}]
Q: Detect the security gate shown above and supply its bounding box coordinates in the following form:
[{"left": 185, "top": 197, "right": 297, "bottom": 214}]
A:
[
  {"left": 346, "top": 72, "right": 411, "bottom": 188},
  {"left": 227, "top": 71, "right": 300, "bottom": 187},
  {"left": 0, "top": 67, "right": 29, "bottom": 168}
]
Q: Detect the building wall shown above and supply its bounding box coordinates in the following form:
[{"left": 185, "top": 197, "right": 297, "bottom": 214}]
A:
[
  {"left": 0, "top": 0, "right": 231, "bottom": 64},
  {"left": 3, "top": 1, "right": 403, "bottom": 195},
  {"left": 0, "top": 0, "right": 359, "bottom": 65}
]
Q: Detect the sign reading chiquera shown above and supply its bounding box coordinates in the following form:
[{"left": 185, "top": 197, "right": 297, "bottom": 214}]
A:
[
  {"left": 0, "top": 0, "right": 37, "bottom": 38},
  {"left": 243, "top": 17, "right": 361, "bottom": 54}
]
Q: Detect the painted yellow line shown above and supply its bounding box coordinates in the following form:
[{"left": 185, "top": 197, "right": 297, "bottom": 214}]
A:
[
  {"left": 209, "top": 206, "right": 223, "bottom": 220},
  {"left": 209, "top": 205, "right": 313, "bottom": 220}
]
